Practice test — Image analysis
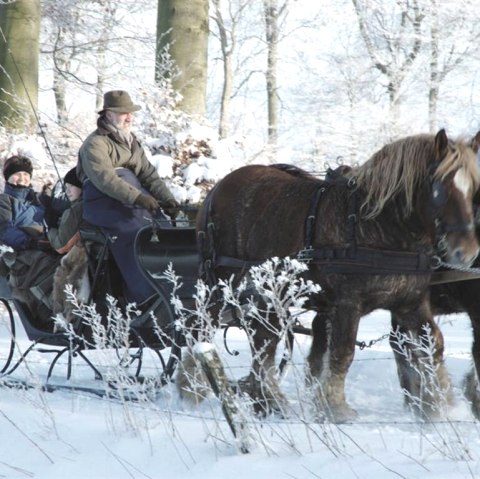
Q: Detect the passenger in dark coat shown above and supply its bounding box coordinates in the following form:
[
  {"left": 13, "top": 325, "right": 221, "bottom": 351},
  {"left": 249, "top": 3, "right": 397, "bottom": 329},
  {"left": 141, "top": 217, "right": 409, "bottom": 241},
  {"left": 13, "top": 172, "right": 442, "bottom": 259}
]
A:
[
  {"left": 47, "top": 167, "right": 84, "bottom": 254},
  {"left": 0, "top": 155, "right": 60, "bottom": 327},
  {"left": 77, "top": 90, "right": 178, "bottom": 305},
  {"left": 48, "top": 168, "right": 90, "bottom": 331}
]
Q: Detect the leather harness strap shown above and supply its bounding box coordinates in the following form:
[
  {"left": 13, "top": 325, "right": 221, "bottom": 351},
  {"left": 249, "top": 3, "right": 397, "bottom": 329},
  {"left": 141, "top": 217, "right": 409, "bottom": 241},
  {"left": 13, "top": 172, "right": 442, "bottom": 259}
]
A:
[
  {"left": 308, "top": 246, "right": 432, "bottom": 274},
  {"left": 298, "top": 172, "right": 433, "bottom": 274}
]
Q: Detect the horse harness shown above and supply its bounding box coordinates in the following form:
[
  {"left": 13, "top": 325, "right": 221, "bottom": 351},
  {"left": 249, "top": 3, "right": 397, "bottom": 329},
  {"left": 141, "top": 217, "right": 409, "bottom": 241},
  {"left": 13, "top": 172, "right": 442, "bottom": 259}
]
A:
[{"left": 197, "top": 166, "right": 466, "bottom": 287}]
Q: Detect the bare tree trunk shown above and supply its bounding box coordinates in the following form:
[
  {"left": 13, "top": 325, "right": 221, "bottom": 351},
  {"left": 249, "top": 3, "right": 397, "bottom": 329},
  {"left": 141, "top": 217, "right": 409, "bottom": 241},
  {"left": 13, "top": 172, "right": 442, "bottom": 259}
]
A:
[
  {"left": 156, "top": 0, "right": 209, "bottom": 116},
  {"left": 95, "top": 40, "right": 107, "bottom": 111},
  {"left": 428, "top": 0, "right": 439, "bottom": 133},
  {"left": 212, "top": 0, "right": 233, "bottom": 138},
  {"left": 264, "top": 0, "right": 278, "bottom": 146},
  {"left": 52, "top": 28, "right": 69, "bottom": 125},
  {"left": 0, "top": 0, "right": 40, "bottom": 131}
]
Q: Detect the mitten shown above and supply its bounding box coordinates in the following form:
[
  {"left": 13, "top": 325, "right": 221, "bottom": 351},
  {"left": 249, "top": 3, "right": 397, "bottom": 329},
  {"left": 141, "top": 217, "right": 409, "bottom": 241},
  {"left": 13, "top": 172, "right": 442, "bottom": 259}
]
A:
[
  {"left": 135, "top": 194, "right": 160, "bottom": 212},
  {"left": 162, "top": 198, "right": 179, "bottom": 219},
  {"left": 41, "top": 182, "right": 53, "bottom": 196}
]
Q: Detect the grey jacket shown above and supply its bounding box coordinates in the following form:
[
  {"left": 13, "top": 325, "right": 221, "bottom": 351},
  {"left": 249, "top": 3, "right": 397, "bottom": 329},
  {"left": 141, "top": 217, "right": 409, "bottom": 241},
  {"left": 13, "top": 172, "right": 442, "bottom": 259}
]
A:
[{"left": 78, "top": 125, "right": 175, "bottom": 206}]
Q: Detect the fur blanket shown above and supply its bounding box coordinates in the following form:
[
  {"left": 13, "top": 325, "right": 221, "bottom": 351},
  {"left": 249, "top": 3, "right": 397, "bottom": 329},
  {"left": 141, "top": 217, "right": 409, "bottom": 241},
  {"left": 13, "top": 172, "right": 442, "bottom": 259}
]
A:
[{"left": 52, "top": 244, "right": 90, "bottom": 332}]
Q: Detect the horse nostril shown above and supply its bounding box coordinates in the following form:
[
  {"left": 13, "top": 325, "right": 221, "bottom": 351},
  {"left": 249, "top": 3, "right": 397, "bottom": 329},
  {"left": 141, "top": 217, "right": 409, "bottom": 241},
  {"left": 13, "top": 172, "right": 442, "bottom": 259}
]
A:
[
  {"left": 451, "top": 247, "right": 478, "bottom": 267},
  {"left": 451, "top": 248, "right": 466, "bottom": 266}
]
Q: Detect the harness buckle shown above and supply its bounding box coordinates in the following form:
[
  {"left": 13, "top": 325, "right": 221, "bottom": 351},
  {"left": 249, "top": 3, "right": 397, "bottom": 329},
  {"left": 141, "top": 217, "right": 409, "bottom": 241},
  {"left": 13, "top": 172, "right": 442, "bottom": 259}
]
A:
[
  {"left": 297, "top": 247, "right": 314, "bottom": 263},
  {"left": 430, "top": 255, "right": 442, "bottom": 269}
]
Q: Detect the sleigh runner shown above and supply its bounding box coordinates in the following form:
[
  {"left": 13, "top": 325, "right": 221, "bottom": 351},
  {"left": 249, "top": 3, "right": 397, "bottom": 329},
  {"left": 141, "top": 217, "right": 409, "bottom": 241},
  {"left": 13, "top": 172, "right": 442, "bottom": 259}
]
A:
[{"left": 0, "top": 216, "right": 198, "bottom": 396}]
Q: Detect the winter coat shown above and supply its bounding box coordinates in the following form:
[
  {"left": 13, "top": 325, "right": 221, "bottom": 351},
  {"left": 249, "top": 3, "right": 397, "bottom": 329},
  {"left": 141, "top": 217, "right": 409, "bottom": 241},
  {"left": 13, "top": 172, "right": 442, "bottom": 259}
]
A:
[
  {"left": 81, "top": 168, "right": 160, "bottom": 304},
  {"left": 0, "top": 183, "right": 61, "bottom": 327},
  {"left": 77, "top": 122, "right": 175, "bottom": 206},
  {"left": 0, "top": 184, "right": 45, "bottom": 250},
  {"left": 47, "top": 199, "right": 84, "bottom": 254}
]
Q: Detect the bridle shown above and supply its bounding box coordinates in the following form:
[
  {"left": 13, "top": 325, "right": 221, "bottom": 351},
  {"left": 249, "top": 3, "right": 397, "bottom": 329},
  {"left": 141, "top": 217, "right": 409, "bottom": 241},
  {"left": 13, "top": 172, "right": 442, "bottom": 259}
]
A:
[{"left": 429, "top": 163, "right": 476, "bottom": 257}]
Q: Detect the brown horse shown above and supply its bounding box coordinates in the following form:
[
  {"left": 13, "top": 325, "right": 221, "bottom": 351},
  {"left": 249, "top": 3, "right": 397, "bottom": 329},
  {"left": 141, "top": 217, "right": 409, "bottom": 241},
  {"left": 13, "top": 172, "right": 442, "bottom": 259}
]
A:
[
  {"left": 430, "top": 270, "right": 480, "bottom": 420},
  {"left": 187, "top": 129, "right": 480, "bottom": 422},
  {"left": 430, "top": 227, "right": 480, "bottom": 420}
]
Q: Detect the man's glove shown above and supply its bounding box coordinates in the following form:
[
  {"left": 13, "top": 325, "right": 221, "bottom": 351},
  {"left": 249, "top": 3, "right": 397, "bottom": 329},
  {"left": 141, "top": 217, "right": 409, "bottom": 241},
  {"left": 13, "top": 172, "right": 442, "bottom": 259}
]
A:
[
  {"left": 162, "top": 198, "right": 179, "bottom": 219},
  {"left": 41, "top": 181, "right": 53, "bottom": 196},
  {"left": 135, "top": 194, "right": 160, "bottom": 213}
]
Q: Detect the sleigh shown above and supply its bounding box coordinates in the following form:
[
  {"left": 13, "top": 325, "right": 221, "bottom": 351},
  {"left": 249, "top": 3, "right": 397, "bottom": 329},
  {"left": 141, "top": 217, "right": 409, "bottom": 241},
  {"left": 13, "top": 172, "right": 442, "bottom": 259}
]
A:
[{"left": 0, "top": 215, "right": 199, "bottom": 395}]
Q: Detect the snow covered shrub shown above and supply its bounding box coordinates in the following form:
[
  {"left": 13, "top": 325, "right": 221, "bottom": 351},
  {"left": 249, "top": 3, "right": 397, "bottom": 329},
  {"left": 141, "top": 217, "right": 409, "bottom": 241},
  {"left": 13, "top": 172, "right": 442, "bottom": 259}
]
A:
[{"left": 170, "top": 258, "right": 320, "bottom": 407}]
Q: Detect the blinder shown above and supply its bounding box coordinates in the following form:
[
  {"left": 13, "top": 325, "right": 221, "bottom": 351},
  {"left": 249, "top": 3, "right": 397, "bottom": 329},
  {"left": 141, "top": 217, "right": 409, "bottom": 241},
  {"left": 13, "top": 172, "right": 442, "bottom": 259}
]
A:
[
  {"left": 431, "top": 179, "right": 447, "bottom": 211},
  {"left": 430, "top": 164, "right": 475, "bottom": 251}
]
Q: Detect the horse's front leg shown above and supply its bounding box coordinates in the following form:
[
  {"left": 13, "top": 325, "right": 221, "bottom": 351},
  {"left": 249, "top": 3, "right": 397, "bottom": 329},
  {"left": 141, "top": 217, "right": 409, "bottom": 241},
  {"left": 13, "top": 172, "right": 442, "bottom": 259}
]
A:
[
  {"left": 390, "top": 297, "right": 452, "bottom": 419},
  {"left": 464, "top": 310, "right": 480, "bottom": 419},
  {"left": 238, "top": 314, "right": 289, "bottom": 416},
  {"left": 307, "top": 303, "right": 361, "bottom": 423}
]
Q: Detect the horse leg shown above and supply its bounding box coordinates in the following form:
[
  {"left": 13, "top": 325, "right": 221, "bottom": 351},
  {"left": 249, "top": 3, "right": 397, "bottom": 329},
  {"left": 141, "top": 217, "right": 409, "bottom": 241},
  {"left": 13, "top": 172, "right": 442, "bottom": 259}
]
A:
[
  {"left": 390, "top": 298, "right": 452, "bottom": 418},
  {"left": 307, "top": 303, "right": 360, "bottom": 423},
  {"left": 175, "top": 304, "right": 221, "bottom": 405},
  {"left": 238, "top": 314, "right": 289, "bottom": 416},
  {"left": 464, "top": 311, "right": 480, "bottom": 419},
  {"left": 307, "top": 311, "right": 329, "bottom": 381}
]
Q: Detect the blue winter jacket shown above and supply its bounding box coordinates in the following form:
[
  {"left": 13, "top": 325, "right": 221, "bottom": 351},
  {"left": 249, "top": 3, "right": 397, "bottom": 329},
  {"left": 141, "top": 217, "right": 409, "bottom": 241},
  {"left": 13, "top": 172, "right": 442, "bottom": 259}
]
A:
[{"left": 0, "top": 184, "right": 45, "bottom": 250}]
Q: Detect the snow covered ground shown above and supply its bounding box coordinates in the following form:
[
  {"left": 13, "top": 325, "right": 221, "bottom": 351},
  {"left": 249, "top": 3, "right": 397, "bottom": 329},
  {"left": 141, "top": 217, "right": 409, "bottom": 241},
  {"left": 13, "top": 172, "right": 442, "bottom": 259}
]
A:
[{"left": 0, "top": 304, "right": 479, "bottom": 479}]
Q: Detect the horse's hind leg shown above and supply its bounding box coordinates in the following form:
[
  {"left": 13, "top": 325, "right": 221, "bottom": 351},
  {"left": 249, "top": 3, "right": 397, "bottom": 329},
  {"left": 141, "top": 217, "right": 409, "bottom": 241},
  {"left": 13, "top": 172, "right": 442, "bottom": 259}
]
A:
[
  {"left": 307, "top": 304, "right": 360, "bottom": 423},
  {"left": 238, "top": 314, "right": 289, "bottom": 416},
  {"left": 390, "top": 298, "right": 452, "bottom": 418}
]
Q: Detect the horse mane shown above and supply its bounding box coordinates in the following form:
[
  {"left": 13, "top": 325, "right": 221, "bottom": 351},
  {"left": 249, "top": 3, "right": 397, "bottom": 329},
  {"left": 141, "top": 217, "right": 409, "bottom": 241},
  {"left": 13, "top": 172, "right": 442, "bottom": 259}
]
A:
[
  {"left": 270, "top": 163, "right": 317, "bottom": 180},
  {"left": 348, "top": 134, "right": 480, "bottom": 219}
]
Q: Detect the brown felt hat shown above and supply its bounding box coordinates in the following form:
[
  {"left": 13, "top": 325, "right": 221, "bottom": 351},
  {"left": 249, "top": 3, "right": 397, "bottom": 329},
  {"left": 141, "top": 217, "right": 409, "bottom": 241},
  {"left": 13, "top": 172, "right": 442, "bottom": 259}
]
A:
[{"left": 98, "top": 90, "right": 141, "bottom": 114}]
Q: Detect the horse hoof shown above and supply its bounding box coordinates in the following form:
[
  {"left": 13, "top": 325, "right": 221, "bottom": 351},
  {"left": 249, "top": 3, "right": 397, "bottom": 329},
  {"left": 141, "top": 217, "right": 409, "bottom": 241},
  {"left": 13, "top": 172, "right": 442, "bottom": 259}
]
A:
[
  {"left": 325, "top": 404, "right": 358, "bottom": 424},
  {"left": 463, "top": 369, "right": 480, "bottom": 420},
  {"left": 236, "top": 377, "right": 289, "bottom": 418}
]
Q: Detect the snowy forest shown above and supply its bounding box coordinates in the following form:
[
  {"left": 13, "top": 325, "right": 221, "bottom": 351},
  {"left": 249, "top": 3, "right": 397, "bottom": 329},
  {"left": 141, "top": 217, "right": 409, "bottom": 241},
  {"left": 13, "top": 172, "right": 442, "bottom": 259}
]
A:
[
  {"left": 1, "top": 1, "right": 480, "bottom": 478},
  {"left": 2, "top": 0, "right": 480, "bottom": 189}
]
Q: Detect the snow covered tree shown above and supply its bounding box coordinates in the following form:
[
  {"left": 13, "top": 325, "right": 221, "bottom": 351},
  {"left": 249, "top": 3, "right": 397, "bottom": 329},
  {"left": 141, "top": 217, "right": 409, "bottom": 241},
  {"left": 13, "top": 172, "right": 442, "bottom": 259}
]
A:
[
  {"left": 422, "top": 0, "right": 480, "bottom": 132},
  {"left": 41, "top": 0, "right": 157, "bottom": 124},
  {"left": 351, "top": 0, "right": 425, "bottom": 135}
]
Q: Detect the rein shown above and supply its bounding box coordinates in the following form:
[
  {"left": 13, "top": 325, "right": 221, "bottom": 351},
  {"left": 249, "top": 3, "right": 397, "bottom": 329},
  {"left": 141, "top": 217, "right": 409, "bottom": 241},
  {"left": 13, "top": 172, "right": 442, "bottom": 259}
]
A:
[{"left": 430, "top": 258, "right": 480, "bottom": 284}]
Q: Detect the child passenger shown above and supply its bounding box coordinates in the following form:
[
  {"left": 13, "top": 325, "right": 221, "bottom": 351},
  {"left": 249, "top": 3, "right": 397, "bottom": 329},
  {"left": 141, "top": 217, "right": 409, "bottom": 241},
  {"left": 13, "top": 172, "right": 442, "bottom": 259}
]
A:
[{"left": 47, "top": 168, "right": 90, "bottom": 331}]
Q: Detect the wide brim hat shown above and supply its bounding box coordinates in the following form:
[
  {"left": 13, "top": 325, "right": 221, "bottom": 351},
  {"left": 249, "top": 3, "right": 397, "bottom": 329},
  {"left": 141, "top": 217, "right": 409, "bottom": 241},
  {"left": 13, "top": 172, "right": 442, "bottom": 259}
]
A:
[{"left": 98, "top": 90, "right": 141, "bottom": 114}]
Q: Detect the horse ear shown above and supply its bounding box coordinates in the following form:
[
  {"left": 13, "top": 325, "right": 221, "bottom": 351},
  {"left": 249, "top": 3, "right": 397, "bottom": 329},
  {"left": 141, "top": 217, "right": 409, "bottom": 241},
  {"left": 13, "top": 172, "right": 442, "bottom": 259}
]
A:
[
  {"left": 471, "top": 131, "right": 480, "bottom": 153},
  {"left": 434, "top": 128, "right": 448, "bottom": 155}
]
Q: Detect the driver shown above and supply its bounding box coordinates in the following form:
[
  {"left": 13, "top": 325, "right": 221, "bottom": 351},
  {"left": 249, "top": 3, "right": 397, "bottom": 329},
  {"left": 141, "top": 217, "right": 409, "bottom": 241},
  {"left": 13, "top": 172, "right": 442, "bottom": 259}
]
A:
[{"left": 77, "top": 90, "right": 178, "bottom": 307}]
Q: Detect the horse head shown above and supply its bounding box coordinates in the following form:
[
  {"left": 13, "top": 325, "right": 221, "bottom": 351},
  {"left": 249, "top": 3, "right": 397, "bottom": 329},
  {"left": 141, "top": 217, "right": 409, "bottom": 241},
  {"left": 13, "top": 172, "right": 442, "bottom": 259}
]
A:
[{"left": 430, "top": 128, "right": 480, "bottom": 267}]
